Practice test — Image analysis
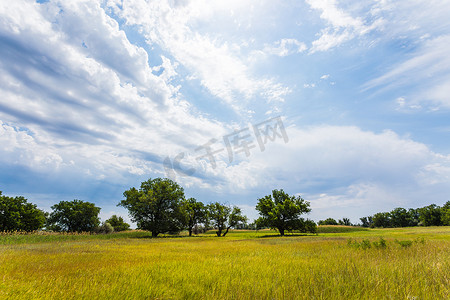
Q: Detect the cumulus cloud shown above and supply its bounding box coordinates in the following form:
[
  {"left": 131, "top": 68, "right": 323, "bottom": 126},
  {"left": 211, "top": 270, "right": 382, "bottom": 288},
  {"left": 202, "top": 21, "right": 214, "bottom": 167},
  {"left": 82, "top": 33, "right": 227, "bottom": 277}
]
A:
[
  {"left": 0, "top": 0, "right": 227, "bottom": 188},
  {"left": 108, "top": 0, "right": 292, "bottom": 111},
  {"left": 243, "top": 125, "right": 450, "bottom": 214}
]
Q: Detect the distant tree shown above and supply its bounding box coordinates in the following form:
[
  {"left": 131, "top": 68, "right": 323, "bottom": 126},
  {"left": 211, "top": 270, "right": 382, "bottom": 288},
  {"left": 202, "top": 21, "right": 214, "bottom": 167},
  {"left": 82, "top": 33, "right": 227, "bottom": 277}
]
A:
[
  {"left": 105, "top": 215, "right": 130, "bottom": 232},
  {"left": 338, "top": 218, "right": 352, "bottom": 226},
  {"left": 181, "top": 198, "right": 207, "bottom": 236},
  {"left": 389, "top": 207, "right": 412, "bottom": 227},
  {"left": 418, "top": 204, "right": 442, "bottom": 226},
  {"left": 0, "top": 191, "right": 46, "bottom": 232},
  {"left": 441, "top": 201, "right": 450, "bottom": 226},
  {"left": 47, "top": 199, "right": 100, "bottom": 232},
  {"left": 207, "top": 203, "right": 247, "bottom": 237},
  {"left": 372, "top": 212, "right": 391, "bottom": 228},
  {"left": 359, "top": 216, "right": 373, "bottom": 228},
  {"left": 255, "top": 189, "right": 313, "bottom": 236},
  {"left": 119, "top": 178, "right": 185, "bottom": 237},
  {"left": 408, "top": 208, "right": 420, "bottom": 226},
  {"left": 318, "top": 218, "right": 338, "bottom": 226}
]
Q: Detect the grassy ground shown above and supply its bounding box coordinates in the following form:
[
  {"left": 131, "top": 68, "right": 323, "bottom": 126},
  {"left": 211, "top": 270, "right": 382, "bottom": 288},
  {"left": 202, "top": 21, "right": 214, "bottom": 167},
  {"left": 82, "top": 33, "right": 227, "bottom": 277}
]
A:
[{"left": 0, "top": 227, "right": 449, "bottom": 299}]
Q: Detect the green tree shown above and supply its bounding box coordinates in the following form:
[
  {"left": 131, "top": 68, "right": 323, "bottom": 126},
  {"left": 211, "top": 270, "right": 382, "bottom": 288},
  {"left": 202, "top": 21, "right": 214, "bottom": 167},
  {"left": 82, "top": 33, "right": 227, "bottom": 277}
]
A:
[
  {"left": 47, "top": 199, "right": 100, "bottom": 232},
  {"left": 181, "top": 197, "right": 207, "bottom": 236},
  {"left": 441, "top": 201, "right": 450, "bottom": 226},
  {"left": 318, "top": 218, "right": 338, "bottom": 225},
  {"left": 0, "top": 191, "right": 46, "bottom": 232},
  {"left": 255, "top": 189, "right": 313, "bottom": 236},
  {"left": 207, "top": 202, "right": 247, "bottom": 237},
  {"left": 372, "top": 212, "right": 391, "bottom": 228},
  {"left": 105, "top": 215, "right": 130, "bottom": 232},
  {"left": 359, "top": 216, "right": 373, "bottom": 228},
  {"left": 119, "top": 178, "right": 185, "bottom": 237},
  {"left": 389, "top": 207, "right": 412, "bottom": 227},
  {"left": 408, "top": 208, "right": 420, "bottom": 226},
  {"left": 339, "top": 218, "right": 352, "bottom": 226},
  {"left": 418, "top": 204, "right": 442, "bottom": 226}
]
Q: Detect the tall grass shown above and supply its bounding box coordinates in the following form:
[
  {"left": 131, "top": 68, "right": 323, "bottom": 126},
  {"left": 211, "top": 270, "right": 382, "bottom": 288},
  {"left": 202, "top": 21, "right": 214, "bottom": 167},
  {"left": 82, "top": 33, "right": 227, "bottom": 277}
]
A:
[
  {"left": 0, "top": 227, "right": 449, "bottom": 299},
  {"left": 317, "top": 225, "right": 369, "bottom": 233}
]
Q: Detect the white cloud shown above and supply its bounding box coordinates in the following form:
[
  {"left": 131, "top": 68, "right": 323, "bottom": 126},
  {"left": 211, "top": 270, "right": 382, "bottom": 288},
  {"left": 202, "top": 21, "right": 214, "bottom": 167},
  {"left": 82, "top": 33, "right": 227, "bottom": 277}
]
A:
[
  {"left": 306, "top": 0, "right": 383, "bottom": 52},
  {"left": 231, "top": 125, "right": 450, "bottom": 222},
  {"left": 166, "top": 124, "right": 450, "bottom": 213},
  {"left": 0, "top": 121, "right": 63, "bottom": 170},
  {"left": 110, "top": 0, "right": 292, "bottom": 111},
  {"left": 303, "top": 83, "right": 316, "bottom": 88},
  {"left": 0, "top": 0, "right": 228, "bottom": 187},
  {"left": 365, "top": 35, "right": 450, "bottom": 109},
  {"left": 262, "top": 38, "right": 307, "bottom": 57}
]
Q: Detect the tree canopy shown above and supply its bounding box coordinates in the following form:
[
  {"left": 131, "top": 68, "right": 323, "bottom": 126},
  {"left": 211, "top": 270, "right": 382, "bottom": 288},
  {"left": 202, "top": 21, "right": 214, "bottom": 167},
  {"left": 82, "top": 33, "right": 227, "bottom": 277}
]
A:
[
  {"left": 181, "top": 197, "right": 207, "bottom": 236},
  {"left": 47, "top": 199, "right": 101, "bottom": 232},
  {"left": 119, "top": 178, "right": 186, "bottom": 237},
  {"left": 105, "top": 215, "right": 130, "bottom": 232},
  {"left": 255, "top": 189, "right": 315, "bottom": 236},
  {"left": 318, "top": 218, "right": 338, "bottom": 226},
  {"left": 0, "top": 191, "right": 46, "bottom": 232},
  {"left": 207, "top": 202, "right": 247, "bottom": 237}
]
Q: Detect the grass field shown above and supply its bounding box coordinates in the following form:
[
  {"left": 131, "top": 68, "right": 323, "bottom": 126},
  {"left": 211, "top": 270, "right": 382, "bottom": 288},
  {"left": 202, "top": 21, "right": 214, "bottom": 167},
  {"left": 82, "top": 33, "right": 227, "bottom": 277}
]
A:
[{"left": 0, "top": 227, "right": 449, "bottom": 299}]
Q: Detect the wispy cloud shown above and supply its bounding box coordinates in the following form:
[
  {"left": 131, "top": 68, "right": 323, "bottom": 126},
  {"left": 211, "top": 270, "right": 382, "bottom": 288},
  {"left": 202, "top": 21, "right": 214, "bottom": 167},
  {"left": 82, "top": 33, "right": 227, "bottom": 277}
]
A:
[
  {"left": 262, "top": 38, "right": 307, "bottom": 57},
  {"left": 364, "top": 35, "right": 450, "bottom": 109},
  {"left": 306, "top": 0, "right": 383, "bottom": 53}
]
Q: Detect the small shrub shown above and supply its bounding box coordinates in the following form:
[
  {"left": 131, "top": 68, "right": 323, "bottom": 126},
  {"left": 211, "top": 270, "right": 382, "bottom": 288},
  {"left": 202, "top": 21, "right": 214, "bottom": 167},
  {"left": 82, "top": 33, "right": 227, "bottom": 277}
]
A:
[
  {"left": 372, "top": 237, "right": 387, "bottom": 249},
  {"left": 347, "top": 238, "right": 373, "bottom": 249},
  {"left": 395, "top": 239, "right": 413, "bottom": 248},
  {"left": 415, "top": 237, "right": 425, "bottom": 244},
  {"left": 95, "top": 222, "right": 114, "bottom": 234},
  {"left": 360, "top": 239, "right": 371, "bottom": 249}
]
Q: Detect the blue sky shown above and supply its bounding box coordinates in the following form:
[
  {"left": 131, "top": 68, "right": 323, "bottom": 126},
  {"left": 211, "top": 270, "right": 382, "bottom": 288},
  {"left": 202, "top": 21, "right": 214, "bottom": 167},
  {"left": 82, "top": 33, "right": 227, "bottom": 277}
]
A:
[{"left": 1, "top": 0, "right": 450, "bottom": 225}]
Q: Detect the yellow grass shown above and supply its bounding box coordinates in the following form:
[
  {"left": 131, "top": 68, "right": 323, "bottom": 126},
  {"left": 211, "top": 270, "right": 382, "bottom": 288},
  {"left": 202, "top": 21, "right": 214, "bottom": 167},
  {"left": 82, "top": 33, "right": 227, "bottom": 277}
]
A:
[{"left": 0, "top": 227, "right": 449, "bottom": 299}]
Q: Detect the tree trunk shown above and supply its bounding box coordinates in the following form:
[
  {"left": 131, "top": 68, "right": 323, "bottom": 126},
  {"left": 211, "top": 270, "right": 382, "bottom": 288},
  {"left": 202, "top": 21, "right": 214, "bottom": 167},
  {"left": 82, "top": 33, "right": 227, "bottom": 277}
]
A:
[
  {"left": 223, "top": 226, "right": 231, "bottom": 237},
  {"left": 188, "top": 228, "right": 192, "bottom": 236},
  {"left": 152, "top": 231, "right": 158, "bottom": 237},
  {"left": 279, "top": 228, "right": 285, "bottom": 236}
]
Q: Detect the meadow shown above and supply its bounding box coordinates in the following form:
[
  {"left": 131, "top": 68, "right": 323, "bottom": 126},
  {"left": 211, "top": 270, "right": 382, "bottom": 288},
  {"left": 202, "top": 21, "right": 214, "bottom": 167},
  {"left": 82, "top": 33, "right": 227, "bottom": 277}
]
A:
[{"left": 0, "top": 227, "right": 449, "bottom": 299}]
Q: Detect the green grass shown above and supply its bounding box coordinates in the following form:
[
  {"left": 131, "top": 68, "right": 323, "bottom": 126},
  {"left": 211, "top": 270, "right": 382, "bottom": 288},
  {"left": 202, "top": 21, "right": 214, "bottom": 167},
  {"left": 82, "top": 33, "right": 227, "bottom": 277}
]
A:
[
  {"left": 316, "top": 225, "right": 369, "bottom": 233},
  {"left": 0, "top": 227, "right": 449, "bottom": 299}
]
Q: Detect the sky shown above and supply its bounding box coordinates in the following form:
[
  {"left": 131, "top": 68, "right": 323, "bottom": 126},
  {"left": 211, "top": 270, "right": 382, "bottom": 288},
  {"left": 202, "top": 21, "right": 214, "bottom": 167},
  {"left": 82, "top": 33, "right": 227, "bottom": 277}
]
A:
[{"left": 1, "top": 0, "right": 450, "bottom": 225}]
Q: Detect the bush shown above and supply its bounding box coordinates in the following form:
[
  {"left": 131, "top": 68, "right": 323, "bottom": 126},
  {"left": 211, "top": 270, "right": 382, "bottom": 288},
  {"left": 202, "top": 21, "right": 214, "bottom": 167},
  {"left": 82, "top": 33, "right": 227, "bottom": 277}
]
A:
[
  {"left": 395, "top": 240, "right": 413, "bottom": 248},
  {"left": 95, "top": 222, "right": 114, "bottom": 234},
  {"left": 105, "top": 215, "right": 130, "bottom": 232},
  {"left": 372, "top": 237, "right": 387, "bottom": 249},
  {"left": 348, "top": 237, "right": 387, "bottom": 249}
]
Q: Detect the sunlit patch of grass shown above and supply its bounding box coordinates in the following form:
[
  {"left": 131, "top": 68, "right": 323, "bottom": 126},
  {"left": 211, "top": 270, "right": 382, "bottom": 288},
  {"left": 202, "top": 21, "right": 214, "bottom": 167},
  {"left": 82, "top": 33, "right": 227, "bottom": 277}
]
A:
[
  {"left": 0, "top": 227, "right": 449, "bottom": 299},
  {"left": 317, "top": 225, "right": 369, "bottom": 233}
]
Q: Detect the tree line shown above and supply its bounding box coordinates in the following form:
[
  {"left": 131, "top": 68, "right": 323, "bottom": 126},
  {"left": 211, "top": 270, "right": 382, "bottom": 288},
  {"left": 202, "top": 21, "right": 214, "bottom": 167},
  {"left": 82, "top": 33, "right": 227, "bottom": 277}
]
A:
[
  {"left": 359, "top": 203, "right": 450, "bottom": 228},
  {"left": 316, "top": 203, "right": 450, "bottom": 228},
  {"left": 0, "top": 178, "right": 316, "bottom": 236}
]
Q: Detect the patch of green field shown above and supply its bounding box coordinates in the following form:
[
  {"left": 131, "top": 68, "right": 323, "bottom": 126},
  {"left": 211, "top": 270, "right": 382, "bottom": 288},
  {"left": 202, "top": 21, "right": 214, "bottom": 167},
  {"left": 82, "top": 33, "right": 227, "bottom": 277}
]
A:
[
  {"left": 0, "top": 227, "right": 449, "bottom": 299},
  {"left": 317, "top": 225, "right": 369, "bottom": 233}
]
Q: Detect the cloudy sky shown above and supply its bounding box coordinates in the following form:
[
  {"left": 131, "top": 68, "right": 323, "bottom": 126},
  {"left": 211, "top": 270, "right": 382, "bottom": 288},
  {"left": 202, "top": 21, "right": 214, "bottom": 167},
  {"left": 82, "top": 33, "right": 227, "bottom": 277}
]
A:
[{"left": 1, "top": 0, "right": 450, "bottom": 225}]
